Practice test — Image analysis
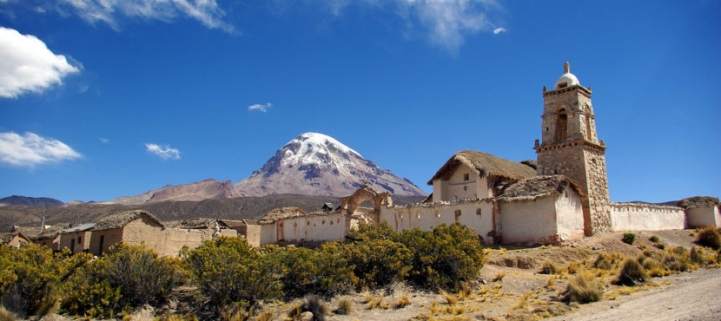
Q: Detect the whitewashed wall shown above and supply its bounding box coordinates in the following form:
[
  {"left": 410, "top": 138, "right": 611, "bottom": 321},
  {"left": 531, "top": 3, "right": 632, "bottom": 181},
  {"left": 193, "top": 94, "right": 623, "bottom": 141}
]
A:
[
  {"left": 275, "top": 213, "right": 348, "bottom": 244},
  {"left": 554, "top": 189, "right": 585, "bottom": 244},
  {"left": 380, "top": 200, "right": 496, "bottom": 244},
  {"left": 432, "top": 164, "right": 489, "bottom": 202},
  {"left": 686, "top": 206, "right": 721, "bottom": 228},
  {"left": 500, "top": 196, "right": 560, "bottom": 244},
  {"left": 610, "top": 203, "right": 686, "bottom": 231}
]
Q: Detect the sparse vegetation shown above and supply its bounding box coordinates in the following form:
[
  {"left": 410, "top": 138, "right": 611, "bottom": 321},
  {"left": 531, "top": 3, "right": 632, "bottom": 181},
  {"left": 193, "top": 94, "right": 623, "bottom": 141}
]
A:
[
  {"left": 622, "top": 233, "right": 636, "bottom": 245},
  {"left": 539, "top": 261, "right": 560, "bottom": 274},
  {"left": 565, "top": 272, "right": 604, "bottom": 303},
  {"left": 696, "top": 227, "right": 721, "bottom": 250},
  {"left": 335, "top": 298, "right": 353, "bottom": 315},
  {"left": 616, "top": 258, "right": 648, "bottom": 286}
]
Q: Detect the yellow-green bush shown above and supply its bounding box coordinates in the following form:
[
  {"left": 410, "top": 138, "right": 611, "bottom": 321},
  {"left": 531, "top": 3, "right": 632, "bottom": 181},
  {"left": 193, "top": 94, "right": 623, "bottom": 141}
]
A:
[
  {"left": 273, "top": 244, "right": 354, "bottom": 299},
  {"left": 341, "top": 237, "right": 412, "bottom": 291}
]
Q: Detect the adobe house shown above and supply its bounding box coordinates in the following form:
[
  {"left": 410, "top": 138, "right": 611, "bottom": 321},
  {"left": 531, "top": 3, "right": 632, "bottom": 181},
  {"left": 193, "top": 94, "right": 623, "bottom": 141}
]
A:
[
  {"left": 427, "top": 150, "right": 537, "bottom": 202},
  {"left": 88, "top": 210, "right": 165, "bottom": 256},
  {"left": 1, "top": 232, "right": 32, "bottom": 248},
  {"left": 58, "top": 223, "right": 95, "bottom": 254},
  {"left": 34, "top": 223, "right": 72, "bottom": 251}
]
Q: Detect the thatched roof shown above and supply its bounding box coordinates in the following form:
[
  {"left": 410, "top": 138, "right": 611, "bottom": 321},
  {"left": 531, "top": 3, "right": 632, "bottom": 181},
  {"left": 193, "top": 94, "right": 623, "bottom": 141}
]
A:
[
  {"left": 93, "top": 210, "right": 165, "bottom": 231},
  {"left": 35, "top": 223, "right": 72, "bottom": 240},
  {"left": 498, "top": 175, "right": 584, "bottom": 201},
  {"left": 677, "top": 196, "right": 720, "bottom": 209},
  {"left": 177, "top": 218, "right": 229, "bottom": 229},
  {"left": 1, "top": 232, "right": 31, "bottom": 244},
  {"left": 259, "top": 207, "right": 308, "bottom": 223},
  {"left": 428, "top": 150, "right": 537, "bottom": 185},
  {"left": 218, "top": 219, "right": 248, "bottom": 228}
]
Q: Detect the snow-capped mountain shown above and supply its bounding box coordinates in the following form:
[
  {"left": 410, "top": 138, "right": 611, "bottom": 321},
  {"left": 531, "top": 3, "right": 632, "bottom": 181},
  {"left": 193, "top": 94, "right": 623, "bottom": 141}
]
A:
[{"left": 233, "top": 132, "right": 427, "bottom": 197}]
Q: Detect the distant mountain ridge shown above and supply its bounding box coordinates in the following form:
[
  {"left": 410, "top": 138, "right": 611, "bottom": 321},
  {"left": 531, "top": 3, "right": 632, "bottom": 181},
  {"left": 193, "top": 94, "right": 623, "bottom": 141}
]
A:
[
  {"left": 233, "top": 132, "right": 427, "bottom": 197},
  {"left": 0, "top": 195, "right": 64, "bottom": 207}
]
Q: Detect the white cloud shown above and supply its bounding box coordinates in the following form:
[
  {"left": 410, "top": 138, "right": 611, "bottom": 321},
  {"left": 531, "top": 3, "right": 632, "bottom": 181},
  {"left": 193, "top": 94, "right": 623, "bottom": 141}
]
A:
[
  {"left": 493, "top": 27, "right": 505, "bottom": 34},
  {"left": 0, "top": 132, "right": 82, "bottom": 167},
  {"left": 145, "top": 143, "right": 180, "bottom": 160},
  {"left": 59, "top": 0, "right": 233, "bottom": 32},
  {"left": 0, "top": 27, "right": 80, "bottom": 98},
  {"left": 99, "top": 137, "right": 109, "bottom": 144},
  {"left": 248, "top": 103, "right": 272, "bottom": 113}
]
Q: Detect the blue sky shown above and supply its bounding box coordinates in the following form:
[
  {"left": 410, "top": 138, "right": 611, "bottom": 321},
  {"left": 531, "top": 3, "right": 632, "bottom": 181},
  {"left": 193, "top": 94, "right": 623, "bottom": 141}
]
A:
[{"left": 0, "top": 0, "right": 719, "bottom": 203}]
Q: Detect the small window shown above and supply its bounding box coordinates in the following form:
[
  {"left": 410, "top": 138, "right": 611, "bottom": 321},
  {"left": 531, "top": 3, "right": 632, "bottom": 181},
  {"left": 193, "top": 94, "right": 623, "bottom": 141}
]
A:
[
  {"left": 78, "top": 236, "right": 81, "bottom": 243},
  {"left": 463, "top": 173, "right": 470, "bottom": 181},
  {"left": 417, "top": 212, "right": 421, "bottom": 219},
  {"left": 476, "top": 208, "right": 482, "bottom": 215},
  {"left": 455, "top": 210, "right": 461, "bottom": 217},
  {"left": 435, "top": 210, "right": 441, "bottom": 218}
]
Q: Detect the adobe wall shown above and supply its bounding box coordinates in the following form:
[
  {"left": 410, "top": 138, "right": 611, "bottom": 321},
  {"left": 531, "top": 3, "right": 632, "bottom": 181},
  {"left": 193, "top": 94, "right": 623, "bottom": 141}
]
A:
[
  {"left": 554, "top": 189, "right": 585, "bottom": 244},
  {"left": 275, "top": 213, "right": 347, "bottom": 244},
  {"left": 686, "top": 206, "right": 721, "bottom": 228},
  {"left": 379, "top": 200, "right": 496, "bottom": 244},
  {"left": 35, "top": 237, "right": 58, "bottom": 251},
  {"left": 89, "top": 228, "right": 123, "bottom": 255},
  {"left": 500, "top": 196, "right": 561, "bottom": 245},
  {"left": 59, "top": 231, "right": 92, "bottom": 254},
  {"left": 162, "top": 228, "right": 236, "bottom": 257},
  {"left": 120, "top": 217, "right": 166, "bottom": 254},
  {"left": 610, "top": 203, "right": 686, "bottom": 231}
]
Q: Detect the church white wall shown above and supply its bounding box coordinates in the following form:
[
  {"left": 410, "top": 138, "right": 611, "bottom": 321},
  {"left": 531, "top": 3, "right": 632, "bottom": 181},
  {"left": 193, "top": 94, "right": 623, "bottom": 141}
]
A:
[
  {"left": 686, "top": 206, "right": 721, "bottom": 228},
  {"left": 500, "top": 197, "right": 559, "bottom": 244},
  {"left": 380, "top": 201, "right": 496, "bottom": 244},
  {"left": 610, "top": 203, "right": 686, "bottom": 231},
  {"left": 554, "top": 190, "right": 585, "bottom": 243}
]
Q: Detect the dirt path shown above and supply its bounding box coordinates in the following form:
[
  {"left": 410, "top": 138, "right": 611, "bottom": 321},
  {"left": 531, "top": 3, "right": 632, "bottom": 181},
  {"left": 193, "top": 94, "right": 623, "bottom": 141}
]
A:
[{"left": 547, "top": 268, "right": 721, "bottom": 321}]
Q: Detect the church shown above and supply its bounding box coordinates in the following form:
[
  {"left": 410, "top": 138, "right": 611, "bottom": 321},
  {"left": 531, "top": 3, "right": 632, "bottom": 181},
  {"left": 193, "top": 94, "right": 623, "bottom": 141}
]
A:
[{"left": 240, "top": 62, "right": 720, "bottom": 247}]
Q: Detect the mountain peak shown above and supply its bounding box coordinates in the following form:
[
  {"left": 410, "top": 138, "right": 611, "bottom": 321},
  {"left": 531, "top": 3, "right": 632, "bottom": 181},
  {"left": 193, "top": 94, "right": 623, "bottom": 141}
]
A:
[{"left": 235, "top": 133, "right": 426, "bottom": 197}]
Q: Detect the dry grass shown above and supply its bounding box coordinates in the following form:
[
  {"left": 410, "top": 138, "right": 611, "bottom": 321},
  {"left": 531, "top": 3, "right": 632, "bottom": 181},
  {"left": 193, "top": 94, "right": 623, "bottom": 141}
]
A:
[
  {"left": 335, "top": 298, "right": 353, "bottom": 315},
  {"left": 395, "top": 295, "right": 412, "bottom": 309},
  {"left": 565, "top": 272, "right": 604, "bottom": 304}
]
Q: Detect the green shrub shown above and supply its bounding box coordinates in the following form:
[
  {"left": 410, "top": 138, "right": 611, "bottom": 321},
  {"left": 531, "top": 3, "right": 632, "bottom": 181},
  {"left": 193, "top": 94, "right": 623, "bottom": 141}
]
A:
[
  {"left": 616, "top": 258, "right": 648, "bottom": 286},
  {"left": 274, "top": 244, "right": 354, "bottom": 299},
  {"left": 649, "top": 235, "right": 660, "bottom": 243},
  {"left": 183, "top": 237, "right": 281, "bottom": 314},
  {"left": 0, "top": 244, "right": 67, "bottom": 317},
  {"left": 399, "top": 223, "right": 484, "bottom": 290},
  {"left": 104, "top": 244, "right": 180, "bottom": 308},
  {"left": 565, "top": 273, "right": 603, "bottom": 304},
  {"left": 341, "top": 238, "right": 412, "bottom": 291},
  {"left": 622, "top": 233, "right": 636, "bottom": 245},
  {"left": 60, "top": 255, "right": 120, "bottom": 318},
  {"left": 696, "top": 227, "right": 721, "bottom": 250}
]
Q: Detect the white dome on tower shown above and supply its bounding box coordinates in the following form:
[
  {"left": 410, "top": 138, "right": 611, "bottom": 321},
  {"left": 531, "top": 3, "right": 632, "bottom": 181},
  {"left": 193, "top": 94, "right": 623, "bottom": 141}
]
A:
[{"left": 554, "top": 62, "right": 580, "bottom": 89}]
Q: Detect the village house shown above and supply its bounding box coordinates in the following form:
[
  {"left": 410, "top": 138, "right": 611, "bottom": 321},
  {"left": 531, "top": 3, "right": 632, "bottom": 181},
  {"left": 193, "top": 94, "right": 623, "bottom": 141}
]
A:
[
  {"left": 34, "top": 223, "right": 72, "bottom": 251},
  {"left": 88, "top": 210, "right": 166, "bottom": 256},
  {"left": 1, "top": 232, "right": 32, "bottom": 248},
  {"left": 59, "top": 223, "right": 95, "bottom": 254}
]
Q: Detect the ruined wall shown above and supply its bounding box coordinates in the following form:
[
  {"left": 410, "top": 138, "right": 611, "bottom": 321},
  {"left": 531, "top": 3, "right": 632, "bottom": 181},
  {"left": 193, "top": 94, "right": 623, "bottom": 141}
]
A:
[
  {"left": 500, "top": 196, "right": 559, "bottom": 245},
  {"left": 161, "top": 228, "right": 236, "bottom": 257},
  {"left": 380, "top": 200, "right": 496, "bottom": 244},
  {"left": 610, "top": 203, "right": 686, "bottom": 231},
  {"left": 275, "top": 213, "right": 347, "bottom": 244},
  {"left": 686, "top": 206, "right": 721, "bottom": 228}
]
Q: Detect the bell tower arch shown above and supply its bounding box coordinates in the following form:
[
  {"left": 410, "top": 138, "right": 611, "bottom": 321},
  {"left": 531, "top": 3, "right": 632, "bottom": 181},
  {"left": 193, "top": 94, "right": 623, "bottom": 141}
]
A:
[{"left": 535, "top": 62, "right": 611, "bottom": 236}]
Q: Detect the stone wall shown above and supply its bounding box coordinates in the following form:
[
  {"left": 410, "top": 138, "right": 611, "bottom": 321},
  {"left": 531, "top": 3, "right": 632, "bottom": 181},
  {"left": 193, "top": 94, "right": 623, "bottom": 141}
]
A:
[{"left": 610, "top": 203, "right": 686, "bottom": 231}]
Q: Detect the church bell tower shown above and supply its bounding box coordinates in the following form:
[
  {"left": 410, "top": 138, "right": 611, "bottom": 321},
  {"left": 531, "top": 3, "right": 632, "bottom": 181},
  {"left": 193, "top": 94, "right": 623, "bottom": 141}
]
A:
[{"left": 535, "top": 62, "right": 611, "bottom": 236}]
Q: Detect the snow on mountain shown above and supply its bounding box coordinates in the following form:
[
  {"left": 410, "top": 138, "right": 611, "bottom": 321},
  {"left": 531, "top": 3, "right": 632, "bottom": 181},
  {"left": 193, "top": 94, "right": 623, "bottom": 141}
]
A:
[{"left": 234, "top": 132, "right": 427, "bottom": 197}]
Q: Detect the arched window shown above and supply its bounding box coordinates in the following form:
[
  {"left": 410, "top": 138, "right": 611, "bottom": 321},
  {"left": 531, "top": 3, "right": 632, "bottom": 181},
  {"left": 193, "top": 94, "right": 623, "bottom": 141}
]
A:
[{"left": 555, "top": 109, "right": 568, "bottom": 141}]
